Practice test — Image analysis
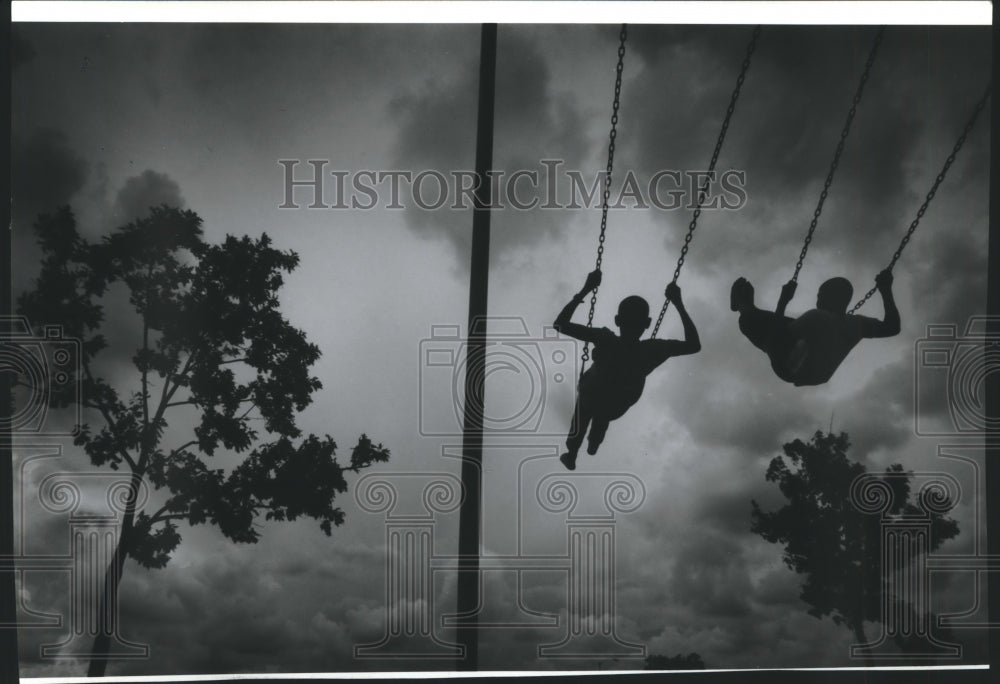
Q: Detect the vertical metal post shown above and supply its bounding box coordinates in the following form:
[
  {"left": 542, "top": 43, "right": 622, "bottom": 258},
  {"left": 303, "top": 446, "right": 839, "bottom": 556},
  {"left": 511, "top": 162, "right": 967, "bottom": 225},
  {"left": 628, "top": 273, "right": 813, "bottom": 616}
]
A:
[{"left": 456, "top": 23, "right": 497, "bottom": 671}]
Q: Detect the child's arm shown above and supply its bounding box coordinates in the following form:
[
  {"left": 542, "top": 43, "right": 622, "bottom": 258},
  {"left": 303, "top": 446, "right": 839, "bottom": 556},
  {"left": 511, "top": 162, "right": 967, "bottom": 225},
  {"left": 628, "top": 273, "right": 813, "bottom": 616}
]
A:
[
  {"left": 858, "top": 270, "right": 901, "bottom": 338},
  {"left": 554, "top": 270, "right": 605, "bottom": 342},
  {"left": 776, "top": 279, "right": 796, "bottom": 318},
  {"left": 651, "top": 283, "right": 701, "bottom": 361},
  {"left": 667, "top": 283, "right": 701, "bottom": 355}
]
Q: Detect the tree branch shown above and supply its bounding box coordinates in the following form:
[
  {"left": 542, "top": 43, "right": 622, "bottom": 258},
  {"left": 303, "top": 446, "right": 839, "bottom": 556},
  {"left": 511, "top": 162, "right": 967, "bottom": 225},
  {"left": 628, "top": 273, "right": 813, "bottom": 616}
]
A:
[
  {"left": 152, "top": 362, "right": 176, "bottom": 433},
  {"left": 166, "top": 440, "right": 198, "bottom": 459},
  {"left": 146, "top": 503, "right": 173, "bottom": 523},
  {"left": 344, "top": 461, "right": 377, "bottom": 476},
  {"left": 147, "top": 512, "right": 189, "bottom": 526},
  {"left": 81, "top": 361, "right": 139, "bottom": 472},
  {"left": 237, "top": 402, "right": 258, "bottom": 421},
  {"left": 142, "top": 351, "right": 197, "bottom": 473}
]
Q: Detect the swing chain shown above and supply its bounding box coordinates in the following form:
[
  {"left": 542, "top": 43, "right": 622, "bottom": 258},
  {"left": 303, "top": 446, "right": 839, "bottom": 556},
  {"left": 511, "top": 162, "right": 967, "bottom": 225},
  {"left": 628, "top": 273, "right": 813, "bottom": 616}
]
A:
[
  {"left": 650, "top": 25, "right": 762, "bottom": 338},
  {"left": 792, "top": 26, "right": 885, "bottom": 284},
  {"left": 582, "top": 23, "right": 627, "bottom": 369},
  {"left": 849, "top": 84, "right": 992, "bottom": 314}
]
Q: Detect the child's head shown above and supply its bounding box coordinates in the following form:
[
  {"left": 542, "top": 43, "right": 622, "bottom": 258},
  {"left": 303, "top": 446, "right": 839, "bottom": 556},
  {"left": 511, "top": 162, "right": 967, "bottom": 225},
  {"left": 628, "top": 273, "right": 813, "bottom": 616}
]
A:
[
  {"left": 816, "top": 277, "right": 853, "bottom": 313},
  {"left": 615, "top": 295, "right": 651, "bottom": 339}
]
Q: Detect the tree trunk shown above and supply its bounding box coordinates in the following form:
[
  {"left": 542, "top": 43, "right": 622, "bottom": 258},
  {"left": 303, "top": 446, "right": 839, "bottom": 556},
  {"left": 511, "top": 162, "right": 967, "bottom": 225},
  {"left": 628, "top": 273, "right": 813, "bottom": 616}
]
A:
[{"left": 86, "top": 478, "right": 139, "bottom": 678}]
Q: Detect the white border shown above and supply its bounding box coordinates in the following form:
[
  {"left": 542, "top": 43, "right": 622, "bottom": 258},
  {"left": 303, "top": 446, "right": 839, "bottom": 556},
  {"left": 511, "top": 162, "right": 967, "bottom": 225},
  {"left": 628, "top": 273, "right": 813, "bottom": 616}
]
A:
[
  {"left": 10, "top": 1, "right": 995, "bottom": 25},
  {"left": 10, "top": 1, "right": 993, "bottom": 680},
  {"left": 19, "top": 665, "right": 994, "bottom": 682}
]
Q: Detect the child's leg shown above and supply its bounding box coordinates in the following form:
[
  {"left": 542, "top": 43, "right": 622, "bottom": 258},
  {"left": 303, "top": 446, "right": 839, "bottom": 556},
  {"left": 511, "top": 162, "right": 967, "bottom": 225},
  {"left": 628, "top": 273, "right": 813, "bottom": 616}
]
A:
[
  {"left": 566, "top": 396, "right": 590, "bottom": 454},
  {"left": 562, "top": 394, "right": 591, "bottom": 470},
  {"left": 586, "top": 416, "right": 610, "bottom": 455},
  {"left": 733, "top": 277, "right": 792, "bottom": 354},
  {"left": 738, "top": 308, "right": 801, "bottom": 383},
  {"left": 738, "top": 307, "right": 791, "bottom": 354}
]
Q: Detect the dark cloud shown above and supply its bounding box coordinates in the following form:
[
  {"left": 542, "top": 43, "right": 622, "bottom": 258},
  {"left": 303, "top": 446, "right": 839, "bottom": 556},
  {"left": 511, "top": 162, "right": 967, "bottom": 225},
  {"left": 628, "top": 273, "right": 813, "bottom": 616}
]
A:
[
  {"left": 64, "top": 528, "right": 397, "bottom": 675},
  {"left": 623, "top": 25, "right": 771, "bottom": 183},
  {"left": 724, "top": 25, "right": 922, "bottom": 223},
  {"left": 672, "top": 380, "right": 819, "bottom": 455},
  {"left": 389, "top": 28, "right": 592, "bottom": 270},
  {"left": 113, "top": 169, "right": 187, "bottom": 222},
  {"left": 669, "top": 534, "right": 753, "bottom": 618},
  {"left": 909, "top": 222, "right": 988, "bottom": 328},
  {"left": 12, "top": 127, "right": 88, "bottom": 224},
  {"left": 11, "top": 127, "right": 89, "bottom": 296},
  {"left": 173, "top": 23, "right": 436, "bottom": 153},
  {"left": 617, "top": 25, "right": 988, "bottom": 288},
  {"left": 659, "top": 310, "right": 828, "bottom": 456},
  {"left": 837, "top": 359, "right": 915, "bottom": 455},
  {"left": 752, "top": 562, "right": 808, "bottom": 612},
  {"left": 693, "top": 484, "right": 769, "bottom": 537},
  {"left": 386, "top": 49, "right": 477, "bottom": 262}
]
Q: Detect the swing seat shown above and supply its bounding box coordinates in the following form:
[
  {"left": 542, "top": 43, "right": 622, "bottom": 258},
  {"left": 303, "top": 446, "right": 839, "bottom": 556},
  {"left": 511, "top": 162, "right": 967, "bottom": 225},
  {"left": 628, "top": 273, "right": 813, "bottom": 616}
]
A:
[
  {"left": 769, "top": 338, "right": 811, "bottom": 386},
  {"left": 785, "top": 338, "right": 809, "bottom": 375}
]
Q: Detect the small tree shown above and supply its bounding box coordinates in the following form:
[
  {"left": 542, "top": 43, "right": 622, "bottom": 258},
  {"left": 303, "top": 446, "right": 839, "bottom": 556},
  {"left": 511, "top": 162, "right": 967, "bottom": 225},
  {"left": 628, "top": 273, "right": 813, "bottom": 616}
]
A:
[
  {"left": 750, "top": 431, "right": 958, "bottom": 662},
  {"left": 18, "top": 205, "right": 390, "bottom": 676}
]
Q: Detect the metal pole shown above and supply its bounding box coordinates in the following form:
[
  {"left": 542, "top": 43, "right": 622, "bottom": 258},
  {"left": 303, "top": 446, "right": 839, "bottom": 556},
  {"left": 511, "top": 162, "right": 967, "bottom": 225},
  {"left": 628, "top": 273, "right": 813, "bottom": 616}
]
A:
[{"left": 456, "top": 23, "right": 497, "bottom": 671}]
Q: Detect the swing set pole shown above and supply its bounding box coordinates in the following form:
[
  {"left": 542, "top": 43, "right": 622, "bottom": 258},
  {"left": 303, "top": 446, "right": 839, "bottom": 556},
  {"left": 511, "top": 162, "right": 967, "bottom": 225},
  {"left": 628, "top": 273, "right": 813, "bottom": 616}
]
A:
[{"left": 456, "top": 22, "right": 497, "bottom": 671}]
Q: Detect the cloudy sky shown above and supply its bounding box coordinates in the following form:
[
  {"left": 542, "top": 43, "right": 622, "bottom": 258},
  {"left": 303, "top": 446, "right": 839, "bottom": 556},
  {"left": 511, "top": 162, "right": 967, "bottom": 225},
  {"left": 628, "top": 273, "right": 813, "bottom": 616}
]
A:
[{"left": 10, "top": 11, "right": 993, "bottom": 677}]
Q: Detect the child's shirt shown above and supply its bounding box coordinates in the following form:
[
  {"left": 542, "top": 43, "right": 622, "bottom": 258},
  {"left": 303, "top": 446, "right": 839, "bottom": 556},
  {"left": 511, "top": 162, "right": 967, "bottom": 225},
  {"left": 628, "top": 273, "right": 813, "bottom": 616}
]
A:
[
  {"left": 580, "top": 328, "right": 677, "bottom": 418},
  {"left": 787, "top": 309, "right": 878, "bottom": 385}
]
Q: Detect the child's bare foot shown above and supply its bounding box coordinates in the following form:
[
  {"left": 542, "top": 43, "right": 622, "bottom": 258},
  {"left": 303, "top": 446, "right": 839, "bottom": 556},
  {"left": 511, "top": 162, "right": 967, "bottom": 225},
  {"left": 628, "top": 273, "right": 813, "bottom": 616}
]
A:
[
  {"left": 560, "top": 452, "right": 577, "bottom": 471},
  {"left": 730, "top": 277, "right": 754, "bottom": 312}
]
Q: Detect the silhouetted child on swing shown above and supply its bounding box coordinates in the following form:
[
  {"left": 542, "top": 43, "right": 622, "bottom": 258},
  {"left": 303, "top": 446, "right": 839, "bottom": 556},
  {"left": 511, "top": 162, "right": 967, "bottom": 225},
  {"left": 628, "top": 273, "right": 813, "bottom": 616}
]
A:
[
  {"left": 554, "top": 269, "right": 701, "bottom": 471},
  {"left": 730, "top": 270, "right": 899, "bottom": 386}
]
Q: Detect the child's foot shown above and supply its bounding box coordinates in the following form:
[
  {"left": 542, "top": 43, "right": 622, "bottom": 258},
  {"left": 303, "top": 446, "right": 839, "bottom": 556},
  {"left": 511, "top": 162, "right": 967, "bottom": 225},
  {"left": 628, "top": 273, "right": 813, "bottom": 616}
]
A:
[
  {"left": 730, "top": 277, "right": 754, "bottom": 312},
  {"left": 586, "top": 440, "right": 600, "bottom": 456},
  {"left": 559, "top": 452, "right": 577, "bottom": 471}
]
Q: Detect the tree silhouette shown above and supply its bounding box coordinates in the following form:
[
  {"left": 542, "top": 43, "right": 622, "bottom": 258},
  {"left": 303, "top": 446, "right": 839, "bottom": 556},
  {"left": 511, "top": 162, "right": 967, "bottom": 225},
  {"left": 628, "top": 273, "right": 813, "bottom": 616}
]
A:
[
  {"left": 17, "top": 205, "right": 390, "bottom": 676},
  {"left": 644, "top": 652, "right": 706, "bottom": 670},
  {"left": 750, "top": 431, "right": 958, "bottom": 663}
]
